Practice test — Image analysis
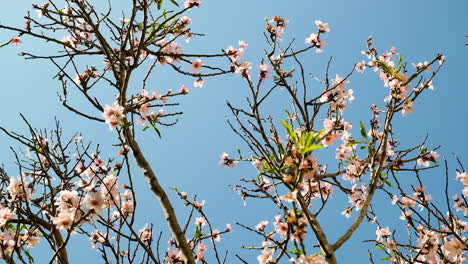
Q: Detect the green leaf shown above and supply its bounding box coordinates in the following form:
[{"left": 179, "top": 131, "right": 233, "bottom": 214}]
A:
[
  {"left": 288, "top": 249, "right": 304, "bottom": 256},
  {"left": 7, "top": 223, "right": 16, "bottom": 232},
  {"left": 367, "top": 145, "right": 374, "bottom": 156},
  {"left": 152, "top": 125, "right": 161, "bottom": 138},
  {"left": 280, "top": 120, "right": 298, "bottom": 143},
  {"left": 374, "top": 245, "right": 385, "bottom": 250},
  {"left": 194, "top": 227, "right": 206, "bottom": 239},
  {"left": 345, "top": 141, "right": 362, "bottom": 146},
  {"left": 121, "top": 120, "right": 132, "bottom": 129},
  {"left": 169, "top": 0, "right": 179, "bottom": 6},
  {"left": 360, "top": 121, "right": 368, "bottom": 138},
  {"left": 300, "top": 144, "right": 323, "bottom": 154},
  {"left": 377, "top": 61, "right": 393, "bottom": 76},
  {"left": 169, "top": 187, "right": 179, "bottom": 192},
  {"left": 398, "top": 54, "right": 404, "bottom": 70},
  {"left": 384, "top": 180, "right": 394, "bottom": 188},
  {"left": 157, "top": 0, "right": 164, "bottom": 9},
  {"left": 24, "top": 249, "right": 34, "bottom": 263},
  {"left": 143, "top": 120, "right": 162, "bottom": 138}
]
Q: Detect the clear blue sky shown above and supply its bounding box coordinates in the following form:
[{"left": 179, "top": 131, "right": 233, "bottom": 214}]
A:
[{"left": 0, "top": 0, "right": 467, "bottom": 263}]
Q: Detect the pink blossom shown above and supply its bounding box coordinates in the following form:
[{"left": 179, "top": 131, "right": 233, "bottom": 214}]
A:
[
  {"left": 76, "top": 31, "right": 94, "bottom": 42},
  {"left": 179, "top": 84, "right": 189, "bottom": 94},
  {"left": 274, "top": 218, "right": 288, "bottom": 239},
  {"left": 0, "top": 207, "right": 15, "bottom": 227},
  {"left": 196, "top": 242, "right": 208, "bottom": 261},
  {"left": 296, "top": 254, "right": 328, "bottom": 264},
  {"left": 36, "top": 3, "right": 49, "bottom": 18},
  {"left": 422, "top": 80, "right": 433, "bottom": 90},
  {"left": 193, "top": 200, "right": 205, "bottom": 209},
  {"left": 280, "top": 191, "right": 297, "bottom": 203},
  {"left": 89, "top": 230, "right": 106, "bottom": 249},
  {"left": 11, "top": 36, "right": 22, "bottom": 47},
  {"left": 159, "top": 41, "right": 183, "bottom": 64},
  {"left": 376, "top": 227, "right": 391, "bottom": 241},
  {"left": 226, "top": 46, "right": 243, "bottom": 63},
  {"left": 456, "top": 171, "right": 468, "bottom": 196},
  {"left": 258, "top": 64, "right": 270, "bottom": 81},
  {"left": 165, "top": 249, "right": 183, "bottom": 264},
  {"left": 179, "top": 16, "right": 192, "bottom": 26},
  {"left": 257, "top": 248, "right": 275, "bottom": 264},
  {"left": 441, "top": 237, "right": 465, "bottom": 262},
  {"left": 235, "top": 61, "right": 252, "bottom": 75},
  {"left": 299, "top": 155, "right": 319, "bottom": 180},
  {"left": 402, "top": 100, "right": 414, "bottom": 116},
  {"left": 191, "top": 58, "right": 203, "bottom": 73},
  {"left": 438, "top": 55, "right": 446, "bottom": 65},
  {"left": 400, "top": 196, "right": 416, "bottom": 208},
  {"left": 195, "top": 217, "right": 206, "bottom": 226},
  {"left": 102, "top": 103, "right": 125, "bottom": 130},
  {"left": 139, "top": 224, "right": 152, "bottom": 243},
  {"left": 255, "top": 220, "right": 269, "bottom": 231},
  {"left": 412, "top": 61, "right": 431, "bottom": 72},
  {"left": 399, "top": 210, "right": 412, "bottom": 221},
  {"left": 341, "top": 207, "right": 352, "bottom": 218},
  {"left": 184, "top": 0, "right": 202, "bottom": 8},
  {"left": 315, "top": 20, "right": 330, "bottom": 33},
  {"left": 238, "top": 40, "right": 248, "bottom": 49},
  {"left": 322, "top": 133, "right": 339, "bottom": 147},
  {"left": 193, "top": 78, "right": 205, "bottom": 87},
  {"left": 61, "top": 35, "right": 76, "bottom": 48},
  {"left": 7, "top": 177, "right": 31, "bottom": 201},
  {"left": 83, "top": 191, "right": 105, "bottom": 215},
  {"left": 211, "top": 229, "right": 221, "bottom": 242},
  {"left": 305, "top": 33, "right": 327, "bottom": 53},
  {"left": 416, "top": 151, "right": 439, "bottom": 167},
  {"left": 51, "top": 209, "right": 79, "bottom": 231},
  {"left": 219, "top": 152, "right": 238, "bottom": 168},
  {"left": 355, "top": 60, "right": 366, "bottom": 72}
]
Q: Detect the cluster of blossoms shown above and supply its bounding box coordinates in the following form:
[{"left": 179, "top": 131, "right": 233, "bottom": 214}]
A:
[
  {"left": 265, "top": 16, "right": 289, "bottom": 40},
  {"left": 358, "top": 43, "right": 444, "bottom": 117},
  {"left": 102, "top": 103, "right": 125, "bottom": 130},
  {"left": 254, "top": 213, "right": 331, "bottom": 264},
  {"left": 305, "top": 20, "right": 330, "bottom": 53},
  {"left": 226, "top": 40, "right": 251, "bottom": 81},
  {"left": 73, "top": 67, "right": 98, "bottom": 86},
  {"left": 375, "top": 225, "right": 467, "bottom": 263},
  {"left": 130, "top": 89, "right": 170, "bottom": 125},
  {"left": 322, "top": 118, "right": 353, "bottom": 148},
  {"left": 33, "top": 5, "right": 98, "bottom": 50},
  {"left": 48, "top": 159, "right": 135, "bottom": 233},
  {"left": 456, "top": 171, "right": 468, "bottom": 197},
  {"left": 320, "top": 75, "right": 354, "bottom": 113},
  {"left": 0, "top": 229, "right": 40, "bottom": 259},
  {"left": 216, "top": 15, "right": 463, "bottom": 263},
  {"left": 156, "top": 40, "right": 183, "bottom": 64},
  {"left": 0, "top": 137, "right": 139, "bottom": 257},
  {"left": 416, "top": 151, "right": 440, "bottom": 167}
]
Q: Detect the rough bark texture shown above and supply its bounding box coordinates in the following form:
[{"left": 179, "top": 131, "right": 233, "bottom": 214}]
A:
[{"left": 124, "top": 127, "right": 195, "bottom": 264}]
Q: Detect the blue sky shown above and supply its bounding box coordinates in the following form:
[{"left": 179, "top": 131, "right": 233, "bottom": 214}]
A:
[{"left": 0, "top": 0, "right": 467, "bottom": 263}]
